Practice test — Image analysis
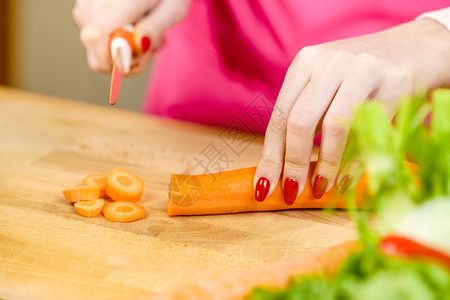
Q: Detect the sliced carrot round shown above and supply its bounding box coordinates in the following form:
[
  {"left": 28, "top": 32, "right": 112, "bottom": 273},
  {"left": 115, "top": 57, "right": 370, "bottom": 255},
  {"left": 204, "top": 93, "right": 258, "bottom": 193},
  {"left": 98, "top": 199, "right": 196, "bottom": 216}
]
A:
[
  {"left": 74, "top": 199, "right": 105, "bottom": 218},
  {"left": 62, "top": 184, "right": 103, "bottom": 203},
  {"left": 102, "top": 201, "right": 145, "bottom": 222},
  {"left": 82, "top": 174, "right": 106, "bottom": 186},
  {"left": 105, "top": 168, "right": 144, "bottom": 202},
  {"left": 82, "top": 174, "right": 109, "bottom": 199}
]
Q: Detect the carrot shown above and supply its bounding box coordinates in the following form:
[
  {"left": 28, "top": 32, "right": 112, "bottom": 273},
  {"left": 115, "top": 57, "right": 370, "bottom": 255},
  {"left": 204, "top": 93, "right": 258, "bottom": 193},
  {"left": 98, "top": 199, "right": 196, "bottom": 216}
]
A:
[
  {"left": 82, "top": 174, "right": 109, "bottom": 199},
  {"left": 141, "top": 240, "right": 359, "bottom": 300},
  {"left": 74, "top": 199, "right": 105, "bottom": 218},
  {"left": 102, "top": 201, "right": 146, "bottom": 222},
  {"left": 62, "top": 184, "right": 103, "bottom": 203},
  {"left": 105, "top": 168, "right": 144, "bottom": 202},
  {"left": 82, "top": 174, "right": 106, "bottom": 186},
  {"left": 167, "top": 161, "right": 372, "bottom": 216}
]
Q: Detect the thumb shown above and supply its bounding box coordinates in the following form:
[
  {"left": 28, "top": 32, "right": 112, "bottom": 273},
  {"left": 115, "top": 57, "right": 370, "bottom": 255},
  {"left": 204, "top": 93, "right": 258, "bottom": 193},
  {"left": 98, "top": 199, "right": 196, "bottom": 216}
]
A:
[{"left": 134, "top": 0, "right": 190, "bottom": 53}]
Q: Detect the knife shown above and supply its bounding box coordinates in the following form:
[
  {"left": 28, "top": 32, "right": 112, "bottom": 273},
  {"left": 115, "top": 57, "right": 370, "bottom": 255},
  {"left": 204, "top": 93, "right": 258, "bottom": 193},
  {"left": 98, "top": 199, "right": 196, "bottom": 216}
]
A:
[{"left": 109, "top": 25, "right": 136, "bottom": 105}]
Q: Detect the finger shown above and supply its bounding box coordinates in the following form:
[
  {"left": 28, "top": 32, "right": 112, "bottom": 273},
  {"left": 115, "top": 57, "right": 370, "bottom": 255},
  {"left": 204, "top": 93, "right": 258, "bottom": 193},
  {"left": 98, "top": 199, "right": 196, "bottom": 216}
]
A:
[
  {"left": 254, "top": 54, "right": 311, "bottom": 202},
  {"left": 81, "top": 27, "right": 111, "bottom": 72},
  {"left": 336, "top": 157, "right": 365, "bottom": 194},
  {"left": 134, "top": 0, "right": 191, "bottom": 53},
  {"left": 311, "top": 74, "right": 376, "bottom": 199},
  {"left": 283, "top": 71, "right": 344, "bottom": 204},
  {"left": 127, "top": 51, "right": 154, "bottom": 75}
]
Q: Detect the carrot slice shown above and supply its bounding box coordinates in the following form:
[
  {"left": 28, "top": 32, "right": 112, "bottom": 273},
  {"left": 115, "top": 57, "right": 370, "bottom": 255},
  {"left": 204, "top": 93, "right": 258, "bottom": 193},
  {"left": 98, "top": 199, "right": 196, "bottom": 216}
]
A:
[
  {"left": 82, "top": 174, "right": 109, "bottom": 199},
  {"left": 74, "top": 199, "right": 105, "bottom": 218},
  {"left": 102, "top": 201, "right": 145, "bottom": 222},
  {"left": 82, "top": 174, "right": 106, "bottom": 186},
  {"left": 62, "top": 184, "right": 103, "bottom": 203},
  {"left": 105, "top": 168, "right": 144, "bottom": 202}
]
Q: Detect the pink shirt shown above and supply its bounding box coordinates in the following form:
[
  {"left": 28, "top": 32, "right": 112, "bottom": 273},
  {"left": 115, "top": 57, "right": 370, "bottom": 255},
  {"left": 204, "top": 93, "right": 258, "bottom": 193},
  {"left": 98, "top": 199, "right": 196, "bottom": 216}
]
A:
[{"left": 144, "top": 0, "right": 448, "bottom": 135}]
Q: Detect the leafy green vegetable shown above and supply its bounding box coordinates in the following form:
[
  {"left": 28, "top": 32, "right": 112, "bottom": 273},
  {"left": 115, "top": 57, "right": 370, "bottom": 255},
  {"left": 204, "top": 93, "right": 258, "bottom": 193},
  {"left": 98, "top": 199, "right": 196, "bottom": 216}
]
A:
[
  {"left": 247, "top": 89, "right": 450, "bottom": 299},
  {"left": 248, "top": 252, "right": 450, "bottom": 300},
  {"left": 344, "top": 90, "right": 450, "bottom": 232}
]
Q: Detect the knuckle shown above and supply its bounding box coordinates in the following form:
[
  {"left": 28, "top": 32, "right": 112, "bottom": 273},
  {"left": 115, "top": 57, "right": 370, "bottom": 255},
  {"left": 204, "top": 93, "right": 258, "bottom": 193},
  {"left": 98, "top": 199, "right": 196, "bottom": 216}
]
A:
[
  {"left": 322, "top": 119, "right": 348, "bottom": 139},
  {"left": 87, "top": 62, "right": 101, "bottom": 72},
  {"left": 312, "top": 49, "right": 353, "bottom": 75},
  {"left": 328, "top": 49, "right": 352, "bottom": 64},
  {"left": 80, "top": 27, "right": 99, "bottom": 44},
  {"left": 390, "top": 68, "right": 413, "bottom": 87},
  {"left": 287, "top": 114, "right": 314, "bottom": 137},
  {"left": 319, "top": 155, "right": 342, "bottom": 169},
  {"left": 260, "top": 154, "right": 282, "bottom": 170},
  {"left": 299, "top": 45, "right": 319, "bottom": 58},
  {"left": 87, "top": 57, "right": 105, "bottom": 72},
  {"left": 313, "top": 50, "right": 352, "bottom": 71},
  {"left": 79, "top": 30, "right": 89, "bottom": 44},
  {"left": 268, "top": 116, "right": 288, "bottom": 137},
  {"left": 357, "top": 52, "right": 379, "bottom": 66},
  {"left": 350, "top": 158, "right": 365, "bottom": 170},
  {"left": 294, "top": 46, "right": 316, "bottom": 65},
  {"left": 381, "top": 67, "right": 414, "bottom": 96},
  {"left": 284, "top": 157, "right": 310, "bottom": 171}
]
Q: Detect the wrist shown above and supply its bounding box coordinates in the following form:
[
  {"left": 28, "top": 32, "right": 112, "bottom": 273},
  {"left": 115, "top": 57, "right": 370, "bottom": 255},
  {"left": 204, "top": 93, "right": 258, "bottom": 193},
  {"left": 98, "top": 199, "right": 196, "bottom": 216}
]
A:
[
  {"left": 414, "top": 8, "right": 450, "bottom": 89},
  {"left": 412, "top": 17, "right": 450, "bottom": 89},
  {"left": 416, "top": 7, "right": 450, "bottom": 32}
]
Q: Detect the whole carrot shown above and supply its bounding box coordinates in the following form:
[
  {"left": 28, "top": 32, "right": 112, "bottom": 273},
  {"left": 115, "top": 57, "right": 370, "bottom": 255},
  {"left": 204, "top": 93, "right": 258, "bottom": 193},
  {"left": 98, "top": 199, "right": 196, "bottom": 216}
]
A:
[
  {"left": 139, "top": 240, "right": 359, "bottom": 300},
  {"left": 167, "top": 161, "right": 368, "bottom": 216}
]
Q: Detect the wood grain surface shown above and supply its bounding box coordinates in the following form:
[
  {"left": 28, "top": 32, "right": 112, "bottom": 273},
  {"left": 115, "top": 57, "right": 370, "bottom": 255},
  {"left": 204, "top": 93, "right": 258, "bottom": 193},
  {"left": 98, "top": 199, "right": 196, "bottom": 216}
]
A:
[{"left": 0, "top": 87, "right": 357, "bottom": 300}]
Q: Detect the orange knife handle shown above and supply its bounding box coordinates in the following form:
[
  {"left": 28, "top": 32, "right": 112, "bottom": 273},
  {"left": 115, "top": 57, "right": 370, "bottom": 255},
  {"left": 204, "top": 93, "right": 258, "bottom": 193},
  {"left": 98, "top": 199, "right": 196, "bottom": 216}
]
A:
[
  {"left": 109, "top": 24, "right": 136, "bottom": 74},
  {"left": 109, "top": 26, "right": 136, "bottom": 56}
]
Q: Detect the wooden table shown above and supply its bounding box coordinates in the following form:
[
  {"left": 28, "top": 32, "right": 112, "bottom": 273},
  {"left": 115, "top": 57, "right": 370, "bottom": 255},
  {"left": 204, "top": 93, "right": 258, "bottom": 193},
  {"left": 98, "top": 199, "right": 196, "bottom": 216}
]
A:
[{"left": 0, "top": 87, "right": 356, "bottom": 299}]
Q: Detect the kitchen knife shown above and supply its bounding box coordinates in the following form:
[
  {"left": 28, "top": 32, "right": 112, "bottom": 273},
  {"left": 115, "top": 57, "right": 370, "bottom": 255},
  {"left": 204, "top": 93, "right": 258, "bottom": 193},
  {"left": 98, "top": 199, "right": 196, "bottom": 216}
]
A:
[{"left": 109, "top": 25, "right": 135, "bottom": 105}]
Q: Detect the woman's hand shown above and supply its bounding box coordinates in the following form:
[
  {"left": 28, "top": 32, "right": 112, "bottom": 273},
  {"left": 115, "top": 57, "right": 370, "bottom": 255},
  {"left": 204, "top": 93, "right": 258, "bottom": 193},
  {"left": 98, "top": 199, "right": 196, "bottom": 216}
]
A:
[
  {"left": 73, "top": 0, "right": 190, "bottom": 75},
  {"left": 254, "top": 18, "right": 450, "bottom": 204}
]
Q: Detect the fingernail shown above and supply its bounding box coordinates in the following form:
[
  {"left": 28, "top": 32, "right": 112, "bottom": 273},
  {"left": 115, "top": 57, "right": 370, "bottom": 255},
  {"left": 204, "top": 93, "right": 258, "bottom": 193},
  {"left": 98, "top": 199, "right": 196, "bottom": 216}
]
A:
[
  {"left": 284, "top": 177, "right": 298, "bottom": 205},
  {"left": 313, "top": 175, "right": 328, "bottom": 199},
  {"left": 255, "top": 177, "right": 270, "bottom": 202},
  {"left": 141, "top": 36, "right": 151, "bottom": 53},
  {"left": 337, "top": 175, "right": 353, "bottom": 194}
]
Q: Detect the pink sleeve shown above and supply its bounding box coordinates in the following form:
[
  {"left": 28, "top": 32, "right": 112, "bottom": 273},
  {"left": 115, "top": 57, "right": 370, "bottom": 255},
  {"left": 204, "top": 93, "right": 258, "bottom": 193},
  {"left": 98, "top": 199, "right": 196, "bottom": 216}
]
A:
[{"left": 144, "top": 0, "right": 449, "bottom": 137}]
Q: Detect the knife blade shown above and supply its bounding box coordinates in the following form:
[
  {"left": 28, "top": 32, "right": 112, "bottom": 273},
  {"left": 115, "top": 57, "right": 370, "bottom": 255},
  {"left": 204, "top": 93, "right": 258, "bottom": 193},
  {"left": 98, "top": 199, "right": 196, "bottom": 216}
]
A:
[
  {"left": 109, "top": 49, "right": 123, "bottom": 105},
  {"left": 109, "top": 25, "right": 135, "bottom": 106}
]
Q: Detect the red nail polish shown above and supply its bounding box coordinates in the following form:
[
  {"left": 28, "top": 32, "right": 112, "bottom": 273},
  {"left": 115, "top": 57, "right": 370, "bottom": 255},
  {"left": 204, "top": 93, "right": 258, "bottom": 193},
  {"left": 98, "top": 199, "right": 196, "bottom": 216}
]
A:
[
  {"left": 255, "top": 177, "right": 270, "bottom": 202},
  {"left": 284, "top": 177, "right": 298, "bottom": 205},
  {"left": 313, "top": 175, "right": 328, "bottom": 199},
  {"left": 337, "top": 175, "right": 353, "bottom": 194},
  {"left": 141, "top": 36, "right": 151, "bottom": 53}
]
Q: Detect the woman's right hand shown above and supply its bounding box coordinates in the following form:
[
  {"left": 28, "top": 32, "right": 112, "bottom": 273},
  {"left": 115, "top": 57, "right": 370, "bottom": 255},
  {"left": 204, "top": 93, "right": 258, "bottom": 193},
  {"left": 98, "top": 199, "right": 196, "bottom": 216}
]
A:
[{"left": 73, "top": 0, "right": 190, "bottom": 75}]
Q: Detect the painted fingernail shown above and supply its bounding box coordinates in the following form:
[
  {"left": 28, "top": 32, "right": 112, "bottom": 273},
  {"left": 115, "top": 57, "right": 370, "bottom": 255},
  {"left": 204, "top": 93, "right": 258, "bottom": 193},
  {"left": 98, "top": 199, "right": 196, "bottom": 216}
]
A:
[
  {"left": 313, "top": 175, "right": 328, "bottom": 199},
  {"left": 255, "top": 177, "right": 270, "bottom": 202},
  {"left": 337, "top": 175, "right": 353, "bottom": 194},
  {"left": 141, "top": 36, "right": 151, "bottom": 53},
  {"left": 284, "top": 177, "right": 298, "bottom": 205}
]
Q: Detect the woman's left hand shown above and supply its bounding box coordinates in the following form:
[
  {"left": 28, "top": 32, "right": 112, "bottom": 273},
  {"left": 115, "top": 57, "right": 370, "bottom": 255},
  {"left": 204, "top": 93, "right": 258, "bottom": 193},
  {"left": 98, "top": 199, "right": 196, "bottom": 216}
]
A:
[{"left": 254, "top": 18, "right": 450, "bottom": 204}]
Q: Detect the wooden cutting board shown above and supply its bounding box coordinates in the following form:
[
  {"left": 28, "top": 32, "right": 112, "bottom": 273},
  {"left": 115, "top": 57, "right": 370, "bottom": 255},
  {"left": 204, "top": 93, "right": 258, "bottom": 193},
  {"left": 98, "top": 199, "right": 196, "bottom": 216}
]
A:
[{"left": 0, "top": 87, "right": 357, "bottom": 300}]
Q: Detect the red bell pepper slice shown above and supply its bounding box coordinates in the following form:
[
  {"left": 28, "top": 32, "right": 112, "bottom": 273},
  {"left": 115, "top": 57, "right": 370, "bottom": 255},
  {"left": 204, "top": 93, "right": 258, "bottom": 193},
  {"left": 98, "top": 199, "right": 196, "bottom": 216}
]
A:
[{"left": 380, "top": 235, "right": 450, "bottom": 268}]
